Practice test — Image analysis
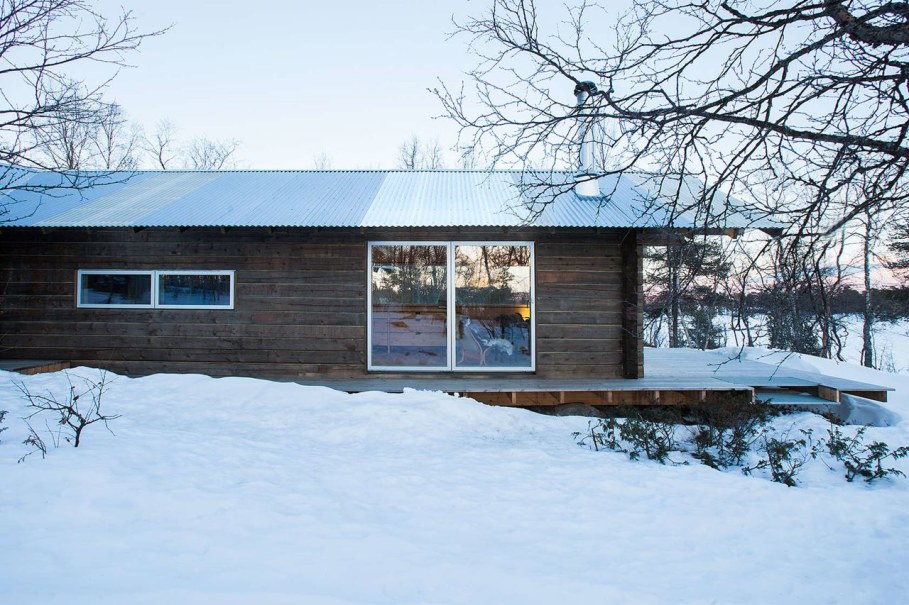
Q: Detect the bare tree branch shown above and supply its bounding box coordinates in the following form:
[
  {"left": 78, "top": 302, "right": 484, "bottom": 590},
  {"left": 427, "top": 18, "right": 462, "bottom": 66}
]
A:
[{"left": 436, "top": 0, "right": 909, "bottom": 232}]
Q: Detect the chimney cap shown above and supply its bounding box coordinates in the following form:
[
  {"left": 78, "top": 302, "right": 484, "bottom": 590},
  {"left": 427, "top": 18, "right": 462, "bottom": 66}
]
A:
[{"left": 573, "top": 81, "right": 598, "bottom": 96}]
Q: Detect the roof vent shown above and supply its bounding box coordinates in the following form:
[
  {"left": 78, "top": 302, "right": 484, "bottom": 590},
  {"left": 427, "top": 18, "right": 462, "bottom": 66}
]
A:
[{"left": 573, "top": 81, "right": 599, "bottom": 197}]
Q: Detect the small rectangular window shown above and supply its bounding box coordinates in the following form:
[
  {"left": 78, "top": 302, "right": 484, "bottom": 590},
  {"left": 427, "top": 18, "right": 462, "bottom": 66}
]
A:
[
  {"left": 157, "top": 272, "right": 234, "bottom": 309},
  {"left": 77, "top": 270, "right": 234, "bottom": 309},
  {"left": 78, "top": 271, "right": 153, "bottom": 308}
]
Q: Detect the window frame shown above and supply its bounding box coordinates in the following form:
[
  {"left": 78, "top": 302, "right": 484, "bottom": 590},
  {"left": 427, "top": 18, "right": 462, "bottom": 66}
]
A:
[
  {"left": 76, "top": 269, "right": 155, "bottom": 309},
  {"left": 155, "top": 270, "right": 235, "bottom": 310},
  {"left": 76, "top": 269, "right": 235, "bottom": 310},
  {"left": 451, "top": 242, "right": 535, "bottom": 373},
  {"left": 367, "top": 241, "right": 535, "bottom": 373}
]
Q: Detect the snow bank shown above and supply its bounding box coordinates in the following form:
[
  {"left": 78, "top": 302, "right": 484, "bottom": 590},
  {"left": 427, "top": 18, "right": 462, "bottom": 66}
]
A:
[{"left": 1, "top": 361, "right": 908, "bottom": 604}]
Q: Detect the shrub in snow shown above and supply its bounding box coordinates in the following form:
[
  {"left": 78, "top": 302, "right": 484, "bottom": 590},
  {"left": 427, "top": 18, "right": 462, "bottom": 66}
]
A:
[
  {"left": 16, "top": 372, "right": 119, "bottom": 454},
  {"left": 0, "top": 409, "right": 7, "bottom": 442},
  {"left": 20, "top": 423, "right": 49, "bottom": 462},
  {"left": 575, "top": 418, "right": 623, "bottom": 453},
  {"left": 576, "top": 401, "right": 909, "bottom": 488},
  {"left": 619, "top": 414, "right": 680, "bottom": 463},
  {"left": 743, "top": 429, "right": 817, "bottom": 487},
  {"left": 576, "top": 408, "right": 683, "bottom": 464},
  {"left": 691, "top": 401, "right": 775, "bottom": 469},
  {"left": 825, "top": 426, "right": 909, "bottom": 483}
]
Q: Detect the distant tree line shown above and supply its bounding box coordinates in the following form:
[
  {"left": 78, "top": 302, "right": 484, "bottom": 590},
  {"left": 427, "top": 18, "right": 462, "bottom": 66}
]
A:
[
  {"left": 645, "top": 218, "right": 909, "bottom": 370},
  {"left": 29, "top": 108, "right": 243, "bottom": 172}
]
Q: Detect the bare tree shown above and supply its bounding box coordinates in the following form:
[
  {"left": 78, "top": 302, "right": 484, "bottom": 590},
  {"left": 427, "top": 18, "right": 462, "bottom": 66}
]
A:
[
  {"left": 185, "top": 136, "right": 240, "bottom": 170},
  {"left": 142, "top": 122, "right": 244, "bottom": 170},
  {"left": 93, "top": 104, "right": 142, "bottom": 170},
  {"left": 29, "top": 90, "right": 99, "bottom": 170},
  {"left": 0, "top": 0, "right": 163, "bottom": 220},
  {"left": 32, "top": 99, "right": 141, "bottom": 170},
  {"left": 436, "top": 0, "right": 909, "bottom": 232},
  {"left": 396, "top": 135, "right": 446, "bottom": 169},
  {"left": 144, "top": 119, "right": 180, "bottom": 169},
  {"left": 806, "top": 233, "right": 849, "bottom": 360},
  {"left": 859, "top": 209, "right": 878, "bottom": 368},
  {"left": 749, "top": 233, "right": 853, "bottom": 359},
  {"left": 312, "top": 151, "right": 334, "bottom": 169},
  {"left": 850, "top": 204, "right": 900, "bottom": 368},
  {"left": 397, "top": 136, "right": 422, "bottom": 170},
  {"left": 422, "top": 140, "right": 445, "bottom": 169},
  {"left": 17, "top": 371, "right": 119, "bottom": 450}
]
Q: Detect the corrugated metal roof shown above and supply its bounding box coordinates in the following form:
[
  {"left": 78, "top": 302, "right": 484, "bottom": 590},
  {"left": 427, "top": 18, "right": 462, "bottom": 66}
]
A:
[
  {"left": 362, "top": 171, "right": 523, "bottom": 226},
  {"left": 42, "top": 172, "right": 221, "bottom": 226},
  {"left": 0, "top": 167, "right": 767, "bottom": 229}
]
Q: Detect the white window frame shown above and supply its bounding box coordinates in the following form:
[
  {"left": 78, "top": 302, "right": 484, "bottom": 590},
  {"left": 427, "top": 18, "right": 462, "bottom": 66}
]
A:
[
  {"left": 77, "top": 270, "right": 235, "bottom": 310},
  {"left": 76, "top": 270, "right": 154, "bottom": 309},
  {"left": 451, "top": 241, "right": 535, "bottom": 373},
  {"left": 156, "top": 270, "right": 235, "bottom": 310},
  {"left": 367, "top": 241, "right": 535, "bottom": 373}
]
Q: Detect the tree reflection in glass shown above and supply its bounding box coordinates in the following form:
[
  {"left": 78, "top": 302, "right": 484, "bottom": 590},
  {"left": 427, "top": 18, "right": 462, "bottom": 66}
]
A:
[
  {"left": 371, "top": 245, "right": 448, "bottom": 367},
  {"left": 455, "top": 245, "right": 532, "bottom": 368}
]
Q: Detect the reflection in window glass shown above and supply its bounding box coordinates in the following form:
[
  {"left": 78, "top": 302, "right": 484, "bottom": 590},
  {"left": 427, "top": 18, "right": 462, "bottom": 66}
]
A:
[
  {"left": 371, "top": 245, "right": 448, "bottom": 367},
  {"left": 455, "top": 245, "right": 532, "bottom": 369},
  {"left": 158, "top": 274, "right": 232, "bottom": 307},
  {"left": 79, "top": 273, "right": 152, "bottom": 306}
]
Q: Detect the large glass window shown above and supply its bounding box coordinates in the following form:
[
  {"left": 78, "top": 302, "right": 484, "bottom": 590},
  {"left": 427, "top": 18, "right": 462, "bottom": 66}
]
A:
[
  {"left": 368, "top": 242, "right": 534, "bottom": 371},
  {"left": 77, "top": 270, "right": 234, "bottom": 309},
  {"left": 455, "top": 245, "right": 532, "bottom": 369},
  {"left": 370, "top": 244, "right": 449, "bottom": 368}
]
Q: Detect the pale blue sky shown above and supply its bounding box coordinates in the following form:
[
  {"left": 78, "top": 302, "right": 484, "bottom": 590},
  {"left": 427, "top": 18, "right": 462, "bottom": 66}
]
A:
[{"left": 95, "top": 0, "right": 484, "bottom": 169}]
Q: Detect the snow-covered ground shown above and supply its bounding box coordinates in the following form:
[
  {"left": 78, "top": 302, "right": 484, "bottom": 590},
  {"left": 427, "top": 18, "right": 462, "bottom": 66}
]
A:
[{"left": 2, "top": 353, "right": 908, "bottom": 604}]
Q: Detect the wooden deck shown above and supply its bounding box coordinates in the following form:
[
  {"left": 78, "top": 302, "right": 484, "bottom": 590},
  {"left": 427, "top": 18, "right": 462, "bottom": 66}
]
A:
[
  {"left": 300, "top": 348, "right": 893, "bottom": 407},
  {"left": 0, "top": 348, "right": 891, "bottom": 408},
  {"left": 299, "top": 375, "right": 752, "bottom": 406}
]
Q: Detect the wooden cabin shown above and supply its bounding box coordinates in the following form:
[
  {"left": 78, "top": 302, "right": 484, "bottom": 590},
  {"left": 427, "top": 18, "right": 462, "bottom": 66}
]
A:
[{"left": 0, "top": 168, "right": 752, "bottom": 392}]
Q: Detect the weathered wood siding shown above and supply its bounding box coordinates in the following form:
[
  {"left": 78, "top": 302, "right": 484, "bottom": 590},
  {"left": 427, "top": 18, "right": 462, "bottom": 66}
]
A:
[{"left": 0, "top": 227, "right": 643, "bottom": 379}]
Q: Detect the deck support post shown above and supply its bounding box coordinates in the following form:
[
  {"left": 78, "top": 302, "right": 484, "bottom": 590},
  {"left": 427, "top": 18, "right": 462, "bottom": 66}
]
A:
[{"left": 817, "top": 386, "right": 840, "bottom": 403}]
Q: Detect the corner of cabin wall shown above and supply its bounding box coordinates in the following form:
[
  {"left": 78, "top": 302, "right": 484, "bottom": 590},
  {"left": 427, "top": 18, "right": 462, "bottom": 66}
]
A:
[{"left": 621, "top": 228, "right": 644, "bottom": 379}]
